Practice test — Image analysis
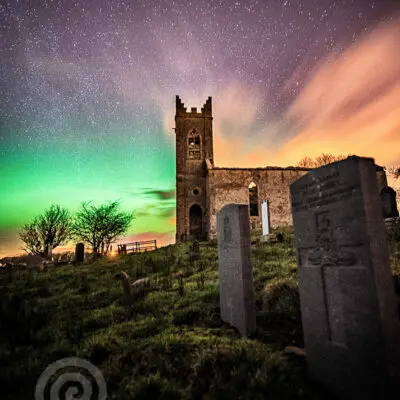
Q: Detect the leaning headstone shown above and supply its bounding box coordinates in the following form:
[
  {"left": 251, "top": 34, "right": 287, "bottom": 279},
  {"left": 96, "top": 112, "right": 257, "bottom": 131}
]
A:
[
  {"left": 381, "top": 186, "right": 399, "bottom": 218},
  {"left": 290, "top": 156, "right": 400, "bottom": 399},
  {"left": 120, "top": 271, "right": 132, "bottom": 302},
  {"left": 217, "top": 204, "right": 256, "bottom": 337},
  {"left": 75, "top": 243, "right": 85, "bottom": 263}
]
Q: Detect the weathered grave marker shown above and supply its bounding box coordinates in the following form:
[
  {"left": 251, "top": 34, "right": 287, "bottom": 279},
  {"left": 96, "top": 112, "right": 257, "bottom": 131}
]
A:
[
  {"left": 189, "top": 240, "right": 200, "bottom": 262},
  {"left": 381, "top": 186, "right": 399, "bottom": 218},
  {"left": 75, "top": 243, "right": 85, "bottom": 263},
  {"left": 120, "top": 271, "right": 132, "bottom": 298},
  {"left": 290, "top": 156, "right": 400, "bottom": 399},
  {"left": 217, "top": 204, "right": 256, "bottom": 337}
]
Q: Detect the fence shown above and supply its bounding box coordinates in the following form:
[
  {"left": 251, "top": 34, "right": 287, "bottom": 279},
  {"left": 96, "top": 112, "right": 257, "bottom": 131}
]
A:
[{"left": 117, "top": 240, "right": 157, "bottom": 254}]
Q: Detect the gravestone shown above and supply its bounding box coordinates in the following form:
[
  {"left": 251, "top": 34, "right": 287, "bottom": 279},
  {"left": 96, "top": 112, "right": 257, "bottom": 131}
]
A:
[
  {"left": 290, "top": 156, "right": 400, "bottom": 399},
  {"left": 217, "top": 204, "right": 256, "bottom": 337},
  {"left": 189, "top": 240, "right": 200, "bottom": 262},
  {"left": 275, "top": 232, "right": 283, "bottom": 243},
  {"left": 261, "top": 199, "right": 271, "bottom": 236},
  {"left": 381, "top": 186, "right": 399, "bottom": 218},
  {"left": 120, "top": 271, "right": 132, "bottom": 297},
  {"left": 75, "top": 243, "right": 84, "bottom": 263}
]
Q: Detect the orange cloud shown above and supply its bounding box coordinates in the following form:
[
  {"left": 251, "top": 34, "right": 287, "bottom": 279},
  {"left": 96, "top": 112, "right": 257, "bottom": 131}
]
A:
[
  {"left": 274, "top": 19, "right": 400, "bottom": 167},
  {"left": 212, "top": 19, "right": 400, "bottom": 170}
]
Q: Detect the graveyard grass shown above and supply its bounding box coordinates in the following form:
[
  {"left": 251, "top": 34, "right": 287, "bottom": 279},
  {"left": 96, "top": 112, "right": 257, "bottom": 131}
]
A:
[{"left": 1, "top": 227, "right": 399, "bottom": 400}]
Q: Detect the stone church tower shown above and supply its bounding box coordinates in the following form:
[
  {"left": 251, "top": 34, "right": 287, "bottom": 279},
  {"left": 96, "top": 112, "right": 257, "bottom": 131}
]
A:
[{"left": 175, "top": 95, "right": 214, "bottom": 242}]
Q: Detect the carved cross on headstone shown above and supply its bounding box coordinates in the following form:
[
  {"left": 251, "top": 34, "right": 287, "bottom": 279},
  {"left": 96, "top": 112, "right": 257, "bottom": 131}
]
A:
[
  {"left": 299, "top": 211, "right": 359, "bottom": 345},
  {"left": 223, "top": 216, "right": 231, "bottom": 242}
]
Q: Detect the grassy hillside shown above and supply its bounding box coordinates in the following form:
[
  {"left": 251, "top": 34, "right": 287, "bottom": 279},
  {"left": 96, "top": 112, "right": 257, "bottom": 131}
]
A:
[{"left": 1, "top": 228, "right": 399, "bottom": 400}]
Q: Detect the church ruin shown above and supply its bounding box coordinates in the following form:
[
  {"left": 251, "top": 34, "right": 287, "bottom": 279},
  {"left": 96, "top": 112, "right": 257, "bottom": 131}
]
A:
[{"left": 174, "top": 96, "right": 389, "bottom": 242}]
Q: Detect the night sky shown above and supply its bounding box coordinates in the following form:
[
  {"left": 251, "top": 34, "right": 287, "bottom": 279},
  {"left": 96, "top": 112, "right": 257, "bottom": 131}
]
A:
[{"left": 1, "top": 0, "right": 399, "bottom": 256}]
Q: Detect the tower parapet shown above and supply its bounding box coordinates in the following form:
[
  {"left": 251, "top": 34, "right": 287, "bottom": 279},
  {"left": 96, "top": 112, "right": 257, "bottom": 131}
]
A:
[
  {"left": 201, "top": 96, "right": 212, "bottom": 116},
  {"left": 175, "top": 95, "right": 212, "bottom": 117},
  {"left": 176, "top": 95, "right": 187, "bottom": 116}
]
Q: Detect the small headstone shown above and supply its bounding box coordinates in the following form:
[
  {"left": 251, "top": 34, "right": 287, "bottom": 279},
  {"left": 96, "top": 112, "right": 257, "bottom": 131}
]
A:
[
  {"left": 381, "top": 186, "right": 399, "bottom": 218},
  {"left": 189, "top": 240, "right": 200, "bottom": 261},
  {"left": 290, "top": 156, "right": 400, "bottom": 399},
  {"left": 120, "top": 271, "right": 132, "bottom": 299},
  {"left": 75, "top": 243, "right": 85, "bottom": 263},
  {"left": 217, "top": 204, "right": 256, "bottom": 337}
]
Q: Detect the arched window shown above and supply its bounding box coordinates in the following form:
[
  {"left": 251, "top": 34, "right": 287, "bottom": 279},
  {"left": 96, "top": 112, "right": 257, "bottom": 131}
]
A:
[
  {"left": 187, "top": 129, "right": 201, "bottom": 159},
  {"left": 249, "top": 182, "right": 259, "bottom": 216}
]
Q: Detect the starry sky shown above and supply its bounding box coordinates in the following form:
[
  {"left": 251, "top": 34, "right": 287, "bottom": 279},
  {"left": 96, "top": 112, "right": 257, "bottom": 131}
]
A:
[{"left": 1, "top": 0, "right": 399, "bottom": 257}]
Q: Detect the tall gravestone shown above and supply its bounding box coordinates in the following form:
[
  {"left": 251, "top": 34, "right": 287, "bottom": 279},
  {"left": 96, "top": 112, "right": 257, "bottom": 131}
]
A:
[
  {"left": 217, "top": 204, "right": 256, "bottom": 337},
  {"left": 75, "top": 243, "right": 84, "bottom": 263},
  {"left": 261, "top": 200, "right": 270, "bottom": 236},
  {"left": 290, "top": 156, "right": 400, "bottom": 399}
]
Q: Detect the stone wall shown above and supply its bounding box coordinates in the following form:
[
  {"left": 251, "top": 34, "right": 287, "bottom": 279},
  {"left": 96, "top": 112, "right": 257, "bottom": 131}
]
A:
[{"left": 206, "top": 167, "right": 310, "bottom": 239}]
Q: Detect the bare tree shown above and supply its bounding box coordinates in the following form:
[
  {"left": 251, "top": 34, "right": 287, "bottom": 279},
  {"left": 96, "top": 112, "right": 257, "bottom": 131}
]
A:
[
  {"left": 297, "top": 153, "right": 352, "bottom": 168},
  {"left": 72, "top": 200, "right": 134, "bottom": 255},
  {"left": 297, "top": 156, "right": 315, "bottom": 168},
  {"left": 387, "top": 166, "right": 400, "bottom": 180},
  {"left": 19, "top": 204, "right": 72, "bottom": 259},
  {"left": 385, "top": 166, "right": 400, "bottom": 207}
]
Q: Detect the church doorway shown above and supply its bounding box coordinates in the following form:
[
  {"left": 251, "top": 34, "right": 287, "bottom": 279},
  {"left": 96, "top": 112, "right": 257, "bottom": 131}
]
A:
[{"left": 189, "top": 204, "right": 203, "bottom": 238}]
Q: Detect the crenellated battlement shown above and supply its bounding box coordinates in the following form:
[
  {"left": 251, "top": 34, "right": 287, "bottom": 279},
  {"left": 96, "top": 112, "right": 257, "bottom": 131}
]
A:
[
  {"left": 175, "top": 95, "right": 212, "bottom": 117},
  {"left": 176, "top": 95, "right": 187, "bottom": 115},
  {"left": 201, "top": 97, "right": 212, "bottom": 116}
]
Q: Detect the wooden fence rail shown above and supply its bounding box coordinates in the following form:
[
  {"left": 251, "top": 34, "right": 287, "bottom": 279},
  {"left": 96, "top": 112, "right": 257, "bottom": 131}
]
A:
[{"left": 117, "top": 240, "right": 157, "bottom": 255}]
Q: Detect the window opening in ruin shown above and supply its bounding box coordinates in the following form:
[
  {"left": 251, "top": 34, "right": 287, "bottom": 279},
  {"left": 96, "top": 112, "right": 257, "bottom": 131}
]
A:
[
  {"left": 188, "top": 129, "right": 201, "bottom": 159},
  {"left": 249, "top": 182, "right": 259, "bottom": 216},
  {"left": 193, "top": 188, "right": 200, "bottom": 196}
]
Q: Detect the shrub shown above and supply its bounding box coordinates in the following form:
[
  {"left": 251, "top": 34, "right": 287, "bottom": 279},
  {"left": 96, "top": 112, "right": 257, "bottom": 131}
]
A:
[{"left": 262, "top": 277, "right": 300, "bottom": 315}]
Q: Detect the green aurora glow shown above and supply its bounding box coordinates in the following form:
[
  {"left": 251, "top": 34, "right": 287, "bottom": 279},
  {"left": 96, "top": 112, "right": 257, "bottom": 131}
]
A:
[{"left": 0, "top": 122, "right": 176, "bottom": 257}]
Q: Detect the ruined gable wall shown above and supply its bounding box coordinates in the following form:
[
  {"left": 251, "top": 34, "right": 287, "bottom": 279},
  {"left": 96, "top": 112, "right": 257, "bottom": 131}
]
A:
[{"left": 206, "top": 167, "right": 310, "bottom": 239}]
